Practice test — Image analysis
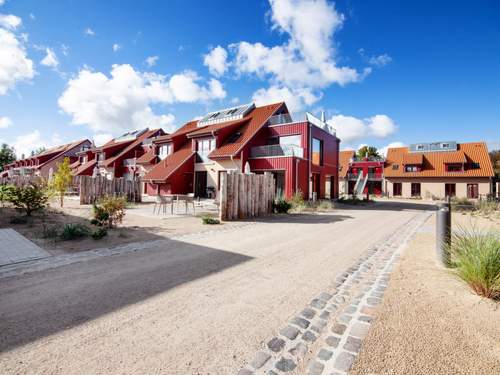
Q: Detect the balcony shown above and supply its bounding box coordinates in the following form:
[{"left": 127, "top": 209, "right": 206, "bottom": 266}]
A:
[
  {"left": 348, "top": 172, "right": 383, "bottom": 180},
  {"left": 347, "top": 173, "right": 361, "bottom": 180},
  {"left": 267, "top": 113, "right": 293, "bottom": 126},
  {"left": 351, "top": 156, "right": 385, "bottom": 163},
  {"left": 251, "top": 144, "right": 304, "bottom": 158}
]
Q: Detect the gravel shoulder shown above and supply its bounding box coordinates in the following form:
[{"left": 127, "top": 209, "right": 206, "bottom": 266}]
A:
[
  {"left": 350, "top": 213, "right": 500, "bottom": 375},
  {"left": 0, "top": 203, "right": 426, "bottom": 374}
]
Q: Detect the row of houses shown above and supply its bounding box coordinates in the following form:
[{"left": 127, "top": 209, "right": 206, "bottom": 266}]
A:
[
  {"left": 339, "top": 141, "right": 495, "bottom": 199},
  {"left": 2, "top": 101, "right": 496, "bottom": 200}
]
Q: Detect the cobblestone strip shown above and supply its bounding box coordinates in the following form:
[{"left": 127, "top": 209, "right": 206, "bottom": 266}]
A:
[{"left": 237, "top": 211, "right": 432, "bottom": 375}]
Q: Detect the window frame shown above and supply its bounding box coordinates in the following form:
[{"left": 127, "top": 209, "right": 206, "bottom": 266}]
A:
[
  {"left": 411, "top": 182, "right": 421, "bottom": 197},
  {"left": 312, "top": 137, "right": 323, "bottom": 166}
]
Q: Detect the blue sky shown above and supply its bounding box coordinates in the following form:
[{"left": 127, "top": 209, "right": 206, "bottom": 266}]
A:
[{"left": 0, "top": 0, "right": 499, "bottom": 157}]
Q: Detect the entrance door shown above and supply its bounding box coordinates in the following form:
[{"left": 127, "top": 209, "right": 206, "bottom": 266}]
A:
[
  {"left": 312, "top": 173, "right": 321, "bottom": 199},
  {"left": 272, "top": 171, "right": 285, "bottom": 198},
  {"left": 194, "top": 171, "right": 207, "bottom": 197},
  {"left": 445, "top": 183, "right": 456, "bottom": 197}
]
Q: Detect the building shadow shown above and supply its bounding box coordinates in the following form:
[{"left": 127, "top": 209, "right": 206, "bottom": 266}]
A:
[
  {"left": 252, "top": 213, "right": 354, "bottom": 224},
  {"left": 337, "top": 200, "right": 438, "bottom": 212},
  {"left": 0, "top": 237, "right": 252, "bottom": 353}
]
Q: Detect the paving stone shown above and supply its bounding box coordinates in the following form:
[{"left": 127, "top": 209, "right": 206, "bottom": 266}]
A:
[
  {"left": 371, "top": 291, "right": 384, "bottom": 298},
  {"left": 238, "top": 369, "right": 254, "bottom": 375},
  {"left": 280, "top": 325, "right": 300, "bottom": 340},
  {"left": 315, "top": 319, "right": 327, "bottom": 329},
  {"left": 250, "top": 351, "right": 271, "bottom": 369},
  {"left": 331, "top": 323, "right": 347, "bottom": 335},
  {"left": 291, "top": 316, "right": 310, "bottom": 329},
  {"left": 344, "top": 305, "right": 357, "bottom": 314},
  {"left": 350, "top": 322, "right": 370, "bottom": 339},
  {"left": 358, "top": 315, "right": 373, "bottom": 323},
  {"left": 367, "top": 297, "right": 382, "bottom": 306},
  {"left": 267, "top": 371, "right": 278, "bottom": 375},
  {"left": 334, "top": 351, "right": 356, "bottom": 372},
  {"left": 338, "top": 314, "right": 352, "bottom": 324},
  {"left": 275, "top": 357, "right": 297, "bottom": 372},
  {"left": 289, "top": 342, "right": 308, "bottom": 357},
  {"left": 267, "top": 337, "right": 286, "bottom": 352},
  {"left": 319, "top": 311, "right": 330, "bottom": 320},
  {"left": 302, "top": 330, "right": 317, "bottom": 342},
  {"left": 318, "top": 292, "right": 333, "bottom": 301},
  {"left": 310, "top": 325, "right": 323, "bottom": 334},
  {"left": 325, "top": 335, "right": 340, "bottom": 348},
  {"left": 310, "top": 299, "right": 327, "bottom": 309},
  {"left": 327, "top": 304, "right": 338, "bottom": 312},
  {"left": 301, "top": 308, "right": 316, "bottom": 319},
  {"left": 376, "top": 285, "right": 387, "bottom": 292},
  {"left": 351, "top": 299, "right": 361, "bottom": 306},
  {"left": 343, "top": 336, "right": 363, "bottom": 353},
  {"left": 360, "top": 306, "right": 377, "bottom": 316},
  {"left": 333, "top": 296, "right": 345, "bottom": 304},
  {"left": 317, "top": 349, "right": 333, "bottom": 361},
  {"left": 308, "top": 360, "right": 325, "bottom": 375}
]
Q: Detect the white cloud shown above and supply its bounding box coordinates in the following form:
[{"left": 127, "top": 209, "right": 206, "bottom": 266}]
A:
[
  {"left": 204, "top": 46, "right": 228, "bottom": 76},
  {"left": 29, "top": 13, "right": 35, "bottom": 20},
  {"left": 61, "top": 44, "right": 69, "bottom": 56},
  {"left": 369, "top": 53, "right": 392, "bottom": 67},
  {"left": 252, "top": 85, "right": 320, "bottom": 113},
  {"left": 93, "top": 133, "right": 113, "bottom": 146},
  {"left": 84, "top": 27, "right": 95, "bottom": 36},
  {"left": 145, "top": 55, "right": 158, "bottom": 67},
  {"left": 379, "top": 141, "right": 405, "bottom": 157},
  {"left": 0, "top": 14, "right": 21, "bottom": 30},
  {"left": 327, "top": 114, "right": 397, "bottom": 143},
  {"left": 0, "top": 0, "right": 5, "bottom": 6},
  {"left": 11, "top": 130, "right": 62, "bottom": 158},
  {"left": 40, "top": 47, "right": 59, "bottom": 68},
  {"left": 0, "top": 116, "right": 12, "bottom": 128},
  {"left": 58, "top": 64, "right": 225, "bottom": 134},
  {"left": 0, "top": 28, "right": 35, "bottom": 95},
  {"left": 112, "top": 43, "right": 121, "bottom": 52},
  {"left": 230, "top": 97, "right": 240, "bottom": 104}
]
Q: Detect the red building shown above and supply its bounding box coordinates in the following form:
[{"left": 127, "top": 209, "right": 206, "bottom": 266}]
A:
[
  {"left": 3, "top": 139, "right": 92, "bottom": 179},
  {"left": 143, "top": 102, "right": 340, "bottom": 199},
  {"left": 73, "top": 128, "right": 164, "bottom": 180},
  {"left": 339, "top": 150, "right": 385, "bottom": 196}
]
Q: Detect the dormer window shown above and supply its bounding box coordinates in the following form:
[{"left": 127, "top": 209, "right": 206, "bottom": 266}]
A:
[
  {"left": 392, "top": 164, "right": 399, "bottom": 170},
  {"left": 416, "top": 144, "right": 425, "bottom": 151},
  {"left": 405, "top": 165, "right": 419, "bottom": 172},
  {"left": 158, "top": 143, "right": 172, "bottom": 160},
  {"left": 446, "top": 163, "right": 463, "bottom": 172}
]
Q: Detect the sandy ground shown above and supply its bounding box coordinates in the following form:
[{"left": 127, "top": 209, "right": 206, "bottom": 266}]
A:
[
  {"left": 351, "top": 212, "right": 500, "bottom": 375},
  {"left": 0, "top": 201, "right": 430, "bottom": 374},
  {"left": 0, "top": 197, "right": 234, "bottom": 255}
]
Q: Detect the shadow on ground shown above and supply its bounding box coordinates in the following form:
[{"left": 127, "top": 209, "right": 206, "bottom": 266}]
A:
[
  {"left": 337, "top": 200, "right": 438, "bottom": 212},
  {"left": 0, "top": 237, "right": 253, "bottom": 353}
]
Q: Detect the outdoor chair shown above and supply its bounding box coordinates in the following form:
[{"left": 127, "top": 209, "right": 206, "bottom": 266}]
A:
[{"left": 177, "top": 193, "right": 196, "bottom": 214}]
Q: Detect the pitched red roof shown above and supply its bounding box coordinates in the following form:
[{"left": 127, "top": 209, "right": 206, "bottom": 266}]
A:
[
  {"left": 209, "top": 102, "right": 284, "bottom": 158},
  {"left": 35, "top": 139, "right": 90, "bottom": 169},
  {"left": 143, "top": 143, "right": 194, "bottom": 182},
  {"left": 186, "top": 118, "right": 248, "bottom": 138},
  {"left": 102, "top": 129, "right": 161, "bottom": 167},
  {"left": 384, "top": 142, "right": 494, "bottom": 178},
  {"left": 73, "top": 159, "right": 97, "bottom": 176},
  {"left": 135, "top": 148, "right": 157, "bottom": 164}
]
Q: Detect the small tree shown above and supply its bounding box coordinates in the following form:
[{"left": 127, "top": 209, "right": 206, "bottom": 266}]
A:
[
  {"left": 0, "top": 143, "right": 16, "bottom": 172},
  {"left": 9, "top": 184, "right": 49, "bottom": 216},
  {"left": 357, "top": 146, "right": 381, "bottom": 159},
  {"left": 0, "top": 184, "right": 15, "bottom": 207},
  {"left": 51, "top": 157, "right": 73, "bottom": 207}
]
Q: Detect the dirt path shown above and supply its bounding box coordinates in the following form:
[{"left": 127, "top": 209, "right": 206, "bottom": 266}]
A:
[
  {"left": 0, "top": 203, "right": 429, "bottom": 374},
  {"left": 350, "top": 214, "right": 500, "bottom": 375}
]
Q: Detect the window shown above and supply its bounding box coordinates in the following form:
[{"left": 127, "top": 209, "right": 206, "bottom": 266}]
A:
[
  {"left": 393, "top": 183, "right": 402, "bottom": 196},
  {"left": 411, "top": 183, "right": 421, "bottom": 197},
  {"left": 467, "top": 184, "right": 478, "bottom": 199},
  {"left": 312, "top": 138, "right": 323, "bottom": 166},
  {"left": 392, "top": 164, "right": 399, "bottom": 170},
  {"left": 446, "top": 163, "right": 463, "bottom": 172},
  {"left": 445, "top": 183, "right": 456, "bottom": 197},
  {"left": 469, "top": 162, "right": 480, "bottom": 169},
  {"left": 226, "top": 132, "right": 242, "bottom": 144},
  {"left": 441, "top": 143, "right": 450, "bottom": 148},
  {"left": 279, "top": 135, "right": 301, "bottom": 147},
  {"left": 158, "top": 143, "right": 172, "bottom": 160},
  {"left": 405, "top": 165, "right": 418, "bottom": 172},
  {"left": 196, "top": 138, "right": 215, "bottom": 163},
  {"left": 416, "top": 144, "right": 425, "bottom": 151}
]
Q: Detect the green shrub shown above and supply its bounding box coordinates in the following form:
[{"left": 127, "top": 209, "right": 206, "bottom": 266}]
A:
[
  {"left": 92, "top": 196, "right": 127, "bottom": 228},
  {"left": 92, "top": 227, "right": 108, "bottom": 240},
  {"left": 450, "top": 226, "right": 500, "bottom": 300},
  {"left": 8, "top": 184, "right": 49, "bottom": 216},
  {"left": 202, "top": 215, "right": 220, "bottom": 225},
  {"left": 474, "top": 199, "right": 499, "bottom": 217},
  {"left": 273, "top": 198, "right": 292, "bottom": 214},
  {"left": 317, "top": 200, "right": 334, "bottom": 211},
  {"left": 59, "top": 223, "right": 90, "bottom": 241},
  {"left": 0, "top": 184, "right": 15, "bottom": 206}
]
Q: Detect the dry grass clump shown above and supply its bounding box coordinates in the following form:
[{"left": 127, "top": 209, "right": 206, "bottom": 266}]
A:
[{"left": 450, "top": 226, "right": 500, "bottom": 300}]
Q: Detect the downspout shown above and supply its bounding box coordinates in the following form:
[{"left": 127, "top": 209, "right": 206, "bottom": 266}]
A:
[{"left": 308, "top": 122, "right": 312, "bottom": 200}]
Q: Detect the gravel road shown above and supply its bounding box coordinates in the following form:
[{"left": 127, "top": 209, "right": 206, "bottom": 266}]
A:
[{"left": 0, "top": 202, "right": 432, "bottom": 374}]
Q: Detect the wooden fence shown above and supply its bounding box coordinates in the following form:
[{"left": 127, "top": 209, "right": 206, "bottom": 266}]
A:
[
  {"left": 79, "top": 175, "right": 142, "bottom": 204},
  {"left": 219, "top": 172, "right": 275, "bottom": 221},
  {"left": 0, "top": 175, "right": 81, "bottom": 188}
]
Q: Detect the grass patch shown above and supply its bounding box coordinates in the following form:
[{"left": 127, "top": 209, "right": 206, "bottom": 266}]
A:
[
  {"left": 59, "top": 223, "right": 90, "bottom": 241},
  {"left": 201, "top": 215, "right": 220, "bottom": 225},
  {"left": 449, "top": 226, "right": 500, "bottom": 300}
]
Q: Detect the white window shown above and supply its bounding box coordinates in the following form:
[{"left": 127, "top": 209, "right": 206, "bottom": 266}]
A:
[
  {"left": 279, "top": 135, "right": 301, "bottom": 147},
  {"left": 196, "top": 138, "right": 215, "bottom": 163},
  {"left": 158, "top": 143, "right": 172, "bottom": 160}
]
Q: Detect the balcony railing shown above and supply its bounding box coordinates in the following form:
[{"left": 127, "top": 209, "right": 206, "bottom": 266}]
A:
[
  {"left": 347, "top": 173, "right": 361, "bottom": 180},
  {"left": 351, "top": 156, "right": 385, "bottom": 162},
  {"left": 267, "top": 113, "right": 293, "bottom": 126},
  {"left": 367, "top": 172, "right": 383, "bottom": 180},
  {"left": 251, "top": 144, "right": 304, "bottom": 158}
]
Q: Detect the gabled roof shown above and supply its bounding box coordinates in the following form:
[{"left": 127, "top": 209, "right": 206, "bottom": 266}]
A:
[
  {"left": 34, "top": 139, "right": 90, "bottom": 169},
  {"left": 186, "top": 118, "right": 248, "bottom": 138},
  {"left": 135, "top": 148, "right": 157, "bottom": 164},
  {"left": 143, "top": 142, "right": 194, "bottom": 182},
  {"left": 102, "top": 128, "right": 162, "bottom": 167},
  {"left": 384, "top": 142, "right": 494, "bottom": 178},
  {"left": 339, "top": 150, "right": 355, "bottom": 178},
  {"left": 73, "top": 159, "right": 97, "bottom": 176},
  {"left": 209, "top": 102, "right": 285, "bottom": 158}
]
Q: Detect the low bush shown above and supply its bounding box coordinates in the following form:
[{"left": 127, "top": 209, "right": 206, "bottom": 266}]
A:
[
  {"left": 59, "top": 223, "right": 90, "bottom": 241},
  {"left": 0, "top": 184, "right": 15, "bottom": 206},
  {"left": 8, "top": 184, "right": 49, "bottom": 216},
  {"left": 316, "top": 200, "right": 334, "bottom": 211},
  {"left": 201, "top": 215, "right": 220, "bottom": 225},
  {"left": 449, "top": 226, "right": 500, "bottom": 300},
  {"left": 273, "top": 198, "right": 292, "bottom": 214},
  {"left": 92, "top": 196, "right": 127, "bottom": 228},
  {"left": 474, "top": 199, "right": 499, "bottom": 217},
  {"left": 92, "top": 227, "right": 108, "bottom": 240}
]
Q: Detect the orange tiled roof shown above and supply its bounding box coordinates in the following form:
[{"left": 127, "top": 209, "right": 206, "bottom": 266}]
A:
[
  {"left": 339, "top": 150, "right": 355, "bottom": 178},
  {"left": 102, "top": 129, "right": 161, "bottom": 167},
  {"left": 143, "top": 143, "right": 194, "bottom": 182},
  {"left": 384, "top": 142, "right": 494, "bottom": 178},
  {"left": 209, "top": 102, "right": 285, "bottom": 158},
  {"left": 402, "top": 153, "right": 423, "bottom": 165}
]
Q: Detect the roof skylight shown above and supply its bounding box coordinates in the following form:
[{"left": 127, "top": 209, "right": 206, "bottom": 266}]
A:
[{"left": 197, "top": 103, "right": 255, "bottom": 127}]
